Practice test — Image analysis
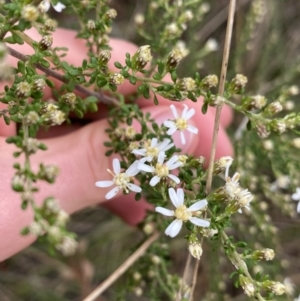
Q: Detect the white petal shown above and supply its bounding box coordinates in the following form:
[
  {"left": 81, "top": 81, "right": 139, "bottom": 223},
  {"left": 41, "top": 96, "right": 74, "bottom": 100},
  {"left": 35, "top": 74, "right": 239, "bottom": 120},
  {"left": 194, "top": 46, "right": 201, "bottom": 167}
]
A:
[
  {"left": 166, "top": 126, "right": 178, "bottom": 135},
  {"left": 165, "top": 219, "right": 183, "bottom": 237},
  {"left": 164, "top": 120, "right": 176, "bottom": 128},
  {"left": 127, "top": 183, "right": 142, "bottom": 193},
  {"left": 181, "top": 104, "right": 188, "bottom": 118},
  {"left": 180, "top": 131, "right": 186, "bottom": 145},
  {"left": 168, "top": 188, "right": 180, "bottom": 208},
  {"left": 189, "top": 217, "right": 210, "bottom": 228},
  {"left": 157, "top": 151, "right": 165, "bottom": 164},
  {"left": 52, "top": 2, "right": 66, "bottom": 12},
  {"left": 155, "top": 207, "right": 174, "bottom": 216},
  {"left": 105, "top": 186, "right": 120, "bottom": 199},
  {"left": 187, "top": 125, "right": 198, "bottom": 134},
  {"left": 176, "top": 188, "right": 185, "bottom": 206},
  {"left": 170, "top": 105, "right": 178, "bottom": 119},
  {"left": 139, "top": 157, "right": 148, "bottom": 163},
  {"left": 151, "top": 138, "right": 158, "bottom": 147},
  {"left": 40, "top": 0, "right": 51, "bottom": 12},
  {"left": 112, "top": 158, "right": 121, "bottom": 174},
  {"left": 168, "top": 174, "right": 180, "bottom": 184},
  {"left": 126, "top": 161, "right": 140, "bottom": 177},
  {"left": 188, "top": 199, "right": 208, "bottom": 212},
  {"left": 132, "top": 149, "right": 146, "bottom": 156},
  {"left": 166, "top": 155, "right": 179, "bottom": 167},
  {"left": 137, "top": 162, "right": 154, "bottom": 173},
  {"left": 297, "top": 201, "right": 300, "bottom": 213},
  {"left": 160, "top": 139, "right": 173, "bottom": 151},
  {"left": 292, "top": 192, "right": 300, "bottom": 201},
  {"left": 169, "top": 161, "right": 183, "bottom": 170},
  {"left": 95, "top": 180, "right": 114, "bottom": 187},
  {"left": 150, "top": 176, "right": 161, "bottom": 186},
  {"left": 184, "top": 108, "right": 195, "bottom": 120}
]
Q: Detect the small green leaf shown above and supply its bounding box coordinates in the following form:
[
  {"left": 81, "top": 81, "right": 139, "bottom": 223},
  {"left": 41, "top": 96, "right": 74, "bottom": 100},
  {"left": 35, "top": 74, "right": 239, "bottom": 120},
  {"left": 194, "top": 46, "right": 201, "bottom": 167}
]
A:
[
  {"left": 45, "top": 78, "right": 55, "bottom": 88},
  {"left": 40, "top": 59, "right": 50, "bottom": 68},
  {"left": 114, "top": 61, "right": 123, "bottom": 69},
  {"left": 143, "top": 86, "right": 150, "bottom": 99},
  {"left": 201, "top": 102, "right": 208, "bottom": 114},
  {"left": 129, "top": 76, "right": 137, "bottom": 84},
  {"left": 188, "top": 91, "right": 197, "bottom": 102},
  {"left": 246, "top": 119, "right": 252, "bottom": 131},
  {"left": 171, "top": 71, "right": 177, "bottom": 82},
  {"left": 4, "top": 115, "right": 10, "bottom": 125},
  {"left": 135, "top": 193, "right": 142, "bottom": 201},
  {"left": 74, "top": 108, "right": 84, "bottom": 118},
  {"left": 153, "top": 94, "right": 159, "bottom": 105},
  {"left": 153, "top": 73, "right": 162, "bottom": 80}
]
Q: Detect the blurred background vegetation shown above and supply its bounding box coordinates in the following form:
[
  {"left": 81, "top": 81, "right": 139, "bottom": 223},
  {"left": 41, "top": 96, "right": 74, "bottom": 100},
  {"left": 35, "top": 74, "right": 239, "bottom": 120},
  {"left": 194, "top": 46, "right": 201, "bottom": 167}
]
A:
[{"left": 1, "top": 0, "right": 300, "bottom": 300}]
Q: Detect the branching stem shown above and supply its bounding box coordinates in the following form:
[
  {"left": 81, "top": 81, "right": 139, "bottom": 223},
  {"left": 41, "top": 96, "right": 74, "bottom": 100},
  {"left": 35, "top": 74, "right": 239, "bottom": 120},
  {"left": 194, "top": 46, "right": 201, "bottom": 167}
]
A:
[{"left": 7, "top": 46, "right": 119, "bottom": 106}]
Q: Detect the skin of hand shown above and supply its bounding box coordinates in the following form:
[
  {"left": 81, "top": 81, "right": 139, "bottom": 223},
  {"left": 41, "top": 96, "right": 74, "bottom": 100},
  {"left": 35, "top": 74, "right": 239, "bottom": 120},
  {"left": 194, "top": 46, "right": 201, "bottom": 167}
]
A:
[{"left": 0, "top": 28, "right": 233, "bottom": 261}]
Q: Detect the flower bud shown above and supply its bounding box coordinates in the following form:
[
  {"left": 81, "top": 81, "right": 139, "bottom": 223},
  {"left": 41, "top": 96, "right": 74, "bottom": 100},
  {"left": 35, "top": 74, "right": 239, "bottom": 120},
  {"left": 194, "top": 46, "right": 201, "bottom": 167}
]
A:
[
  {"left": 45, "top": 19, "right": 57, "bottom": 31},
  {"left": 201, "top": 74, "right": 218, "bottom": 89},
  {"left": 16, "top": 81, "right": 31, "bottom": 98},
  {"left": 252, "top": 248, "right": 275, "bottom": 261},
  {"left": 291, "top": 137, "right": 300, "bottom": 149},
  {"left": 270, "top": 120, "right": 286, "bottom": 134},
  {"left": 105, "top": 9, "right": 117, "bottom": 20},
  {"left": 32, "top": 78, "right": 46, "bottom": 91},
  {"left": 134, "top": 13, "right": 145, "bottom": 25},
  {"left": 230, "top": 74, "right": 248, "bottom": 92},
  {"left": 239, "top": 275, "right": 255, "bottom": 297},
  {"left": 22, "top": 5, "right": 39, "bottom": 22},
  {"left": 56, "top": 236, "right": 78, "bottom": 256},
  {"left": 132, "top": 45, "right": 152, "bottom": 71},
  {"left": 109, "top": 73, "right": 124, "bottom": 85},
  {"left": 39, "top": 35, "right": 53, "bottom": 50},
  {"left": 87, "top": 20, "right": 96, "bottom": 31},
  {"left": 264, "top": 101, "right": 282, "bottom": 116},
  {"left": 243, "top": 95, "right": 267, "bottom": 110},
  {"left": 23, "top": 111, "right": 39, "bottom": 125},
  {"left": 188, "top": 242, "right": 203, "bottom": 260},
  {"left": 166, "top": 48, "right": 185, "bottom": 70},
  {"left": 177, "top": 77, "right": 196, "bottom": 91},
  {"left": 99, "top": 50, "right": 111, "bottom": 64},
  {"left": 124, "top": 126, "right": 136, "bottom": 139},
  {"left": 61, "top": 92, "right": 77, "bottom": 107},
  {"left": 262, "top": 280, "right": 286, "bottom": 295}
]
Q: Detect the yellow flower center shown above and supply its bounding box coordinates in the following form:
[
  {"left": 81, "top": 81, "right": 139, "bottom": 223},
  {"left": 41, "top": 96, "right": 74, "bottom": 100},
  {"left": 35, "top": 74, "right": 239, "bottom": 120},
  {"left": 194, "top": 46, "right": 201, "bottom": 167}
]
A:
[
  {"left": 146, "top": 146, "right": 159, "bottom": 158},
  {"left": 174, "top": 205, "right": 191, "bottom": 221},
  {"left": 113, "top": 172, "right": 130, "bottom": 191},
  {"left": 155, "top": 163, "right": 169, "bottom": 177},
  {"left": 175, "top": 117, "right": 188, "bottom": 130}
]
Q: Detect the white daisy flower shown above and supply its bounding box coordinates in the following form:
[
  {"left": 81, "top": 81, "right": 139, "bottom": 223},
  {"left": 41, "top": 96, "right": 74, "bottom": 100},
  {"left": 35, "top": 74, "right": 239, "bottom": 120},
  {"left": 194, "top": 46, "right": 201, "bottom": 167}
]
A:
[
  {"left": 39, "top": 0, "right": 66, "bottom": 13},
  {"left": 291, "top": 187, "right": 300, "bottom": 213},
  {"left": 155, "top": 188, "right": 210, "bottom": 237},
  {"left": 132, "top": 138, "right": 174, "bottom": 163},
  {"left": 95, "top": 158, "right": 141, "bottom": 199},
  {"left": 225, "top": 172, "right": 253, "bottom": 213},
  {"left": 163, "top": 104, "right": 198, "bottom": 145},
  {"left": 137, "top": 152, "right": 182, "bottom": 186}
]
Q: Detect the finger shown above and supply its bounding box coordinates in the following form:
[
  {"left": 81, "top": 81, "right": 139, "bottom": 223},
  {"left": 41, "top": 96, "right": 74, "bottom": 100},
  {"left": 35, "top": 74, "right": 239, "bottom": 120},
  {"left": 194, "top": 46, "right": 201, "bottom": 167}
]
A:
[
  {"left": 3, "top": 28, "right": 139, "bottom": 98},
  {"left": 0, "top": 101, "right": 232, "bottom": 260}
]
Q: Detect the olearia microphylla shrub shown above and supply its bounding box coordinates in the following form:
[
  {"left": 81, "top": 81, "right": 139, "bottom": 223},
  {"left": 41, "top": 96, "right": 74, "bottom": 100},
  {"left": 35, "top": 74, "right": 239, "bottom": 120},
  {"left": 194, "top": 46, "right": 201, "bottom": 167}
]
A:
[{"left": 1, "top": 0, "right": 300, "bottom": 300}]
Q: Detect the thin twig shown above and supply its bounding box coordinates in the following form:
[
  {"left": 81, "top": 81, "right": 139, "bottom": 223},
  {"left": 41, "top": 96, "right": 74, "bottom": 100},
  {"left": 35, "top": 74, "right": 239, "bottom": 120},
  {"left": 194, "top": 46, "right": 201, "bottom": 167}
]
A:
[
  {"left": 175, "top": 252, "right": 192, "bottom": 301},
  {"left": 82, "top": 231, "right": 160, "bottom": 301},
  {"left": 205, "top": 0, "right": 237, "bottom": 195},
  {"left": 186, "top": 1, "right": 237, "bottom": 300},
  {"left": 7, "top": 46, "right": 119, "bottom": 106}
]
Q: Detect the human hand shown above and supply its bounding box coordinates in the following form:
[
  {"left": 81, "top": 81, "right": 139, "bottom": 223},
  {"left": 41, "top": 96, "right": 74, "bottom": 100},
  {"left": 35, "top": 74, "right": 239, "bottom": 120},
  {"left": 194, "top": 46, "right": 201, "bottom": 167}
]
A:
[{"left": 0, "top": 28, "right": 233, "bottom": 261}]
